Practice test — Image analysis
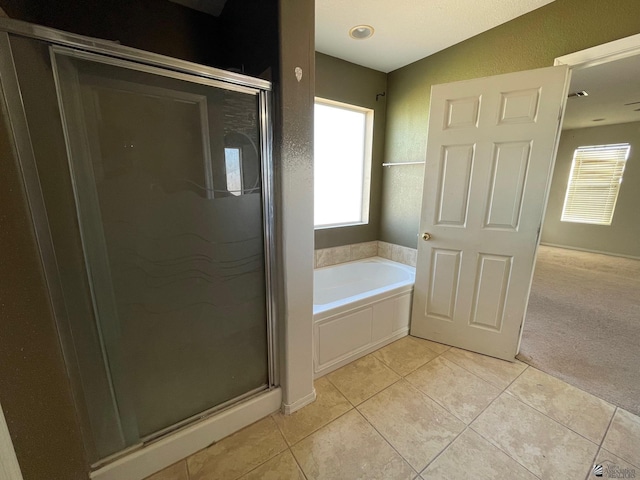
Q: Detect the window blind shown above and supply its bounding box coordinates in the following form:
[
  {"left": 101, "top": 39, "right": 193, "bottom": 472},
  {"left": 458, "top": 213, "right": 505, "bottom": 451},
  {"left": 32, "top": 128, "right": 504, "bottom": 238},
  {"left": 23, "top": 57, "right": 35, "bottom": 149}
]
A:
[{"left": 561, "top": 143, "right": 631, "bottom": 225}]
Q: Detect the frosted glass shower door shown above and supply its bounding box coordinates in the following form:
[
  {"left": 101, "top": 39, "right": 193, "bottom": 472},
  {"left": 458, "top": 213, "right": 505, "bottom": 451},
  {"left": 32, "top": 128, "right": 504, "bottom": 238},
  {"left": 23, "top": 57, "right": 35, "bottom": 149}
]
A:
[{"left": 51, "top": 47, "right": 274, "bottom": 449}]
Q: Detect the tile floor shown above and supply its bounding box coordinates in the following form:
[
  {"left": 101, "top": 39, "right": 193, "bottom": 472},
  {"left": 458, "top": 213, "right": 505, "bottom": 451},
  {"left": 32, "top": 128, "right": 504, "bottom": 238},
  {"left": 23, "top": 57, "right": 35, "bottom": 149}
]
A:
[{"left": 146, "top": 336, "right": 640, "bottom": 480}]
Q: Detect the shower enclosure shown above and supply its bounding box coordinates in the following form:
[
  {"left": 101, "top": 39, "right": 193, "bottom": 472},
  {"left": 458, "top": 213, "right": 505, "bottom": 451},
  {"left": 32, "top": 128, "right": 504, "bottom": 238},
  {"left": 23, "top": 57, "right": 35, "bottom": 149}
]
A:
[{"left": 0, "top": 19, "right": 277, "bottom": 464}]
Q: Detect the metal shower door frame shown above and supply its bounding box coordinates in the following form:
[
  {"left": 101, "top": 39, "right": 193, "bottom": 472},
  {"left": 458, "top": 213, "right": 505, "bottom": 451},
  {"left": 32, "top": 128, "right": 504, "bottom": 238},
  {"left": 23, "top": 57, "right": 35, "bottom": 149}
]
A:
[{"left": 0, "top": 17, "right": 278, "bottom": 464}]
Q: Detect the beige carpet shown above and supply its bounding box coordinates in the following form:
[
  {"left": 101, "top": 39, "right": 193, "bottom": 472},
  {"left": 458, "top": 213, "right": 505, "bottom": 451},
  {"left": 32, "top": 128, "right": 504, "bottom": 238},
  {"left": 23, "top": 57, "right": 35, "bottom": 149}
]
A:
[{"left": 517, "top": 245, "right": 640, "bottom": 416}]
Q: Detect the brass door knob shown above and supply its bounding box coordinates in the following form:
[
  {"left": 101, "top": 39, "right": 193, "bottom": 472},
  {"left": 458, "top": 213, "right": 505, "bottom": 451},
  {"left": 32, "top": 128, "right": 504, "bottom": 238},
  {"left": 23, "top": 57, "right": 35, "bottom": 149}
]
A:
[{"left": 422, "top": 232, "right": 432, "bottom": 241}]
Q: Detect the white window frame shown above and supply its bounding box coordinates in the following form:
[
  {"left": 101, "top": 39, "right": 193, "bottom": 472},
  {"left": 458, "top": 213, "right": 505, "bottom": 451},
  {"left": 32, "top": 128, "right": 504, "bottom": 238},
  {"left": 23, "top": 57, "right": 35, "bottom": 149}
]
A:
[
  {"left": 313, "top": 97, "right": 374, "bottom": 229},
  {"left": 561, "top": 143, "right": 631, "bottom": 225}
]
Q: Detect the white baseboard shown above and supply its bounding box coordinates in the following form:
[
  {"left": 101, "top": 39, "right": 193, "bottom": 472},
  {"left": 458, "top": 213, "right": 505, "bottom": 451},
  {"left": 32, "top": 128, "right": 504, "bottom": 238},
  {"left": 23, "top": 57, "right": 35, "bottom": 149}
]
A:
[
  {"left": 282, "top": 389, "right": 317, "bottom": 415},
  {"left": 539, "top": 242, "right": 640, "bottom": 260},
  {"left": 91, "top": 388, "right": 282, "bottom": 480}
]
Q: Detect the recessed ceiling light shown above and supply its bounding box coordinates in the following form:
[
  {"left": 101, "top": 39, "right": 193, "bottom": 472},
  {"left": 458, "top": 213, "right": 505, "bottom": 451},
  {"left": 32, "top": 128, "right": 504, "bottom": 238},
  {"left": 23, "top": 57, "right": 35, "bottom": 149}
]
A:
[{"left": 349, "top": 25, "right": 374, "bottom": 40}]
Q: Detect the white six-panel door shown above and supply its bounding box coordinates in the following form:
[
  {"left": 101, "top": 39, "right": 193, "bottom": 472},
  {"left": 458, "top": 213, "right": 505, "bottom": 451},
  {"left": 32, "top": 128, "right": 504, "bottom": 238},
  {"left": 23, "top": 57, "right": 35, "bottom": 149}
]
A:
[{"left": 410, "top": 65, "right": 570, "bottom": 361}]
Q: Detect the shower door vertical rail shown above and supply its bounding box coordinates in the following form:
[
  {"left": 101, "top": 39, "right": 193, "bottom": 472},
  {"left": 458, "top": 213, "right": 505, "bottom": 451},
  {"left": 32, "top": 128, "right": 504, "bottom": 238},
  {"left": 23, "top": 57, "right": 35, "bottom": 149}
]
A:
[{"left": 259, "top": 89, "right": 278, "bottom": 387}]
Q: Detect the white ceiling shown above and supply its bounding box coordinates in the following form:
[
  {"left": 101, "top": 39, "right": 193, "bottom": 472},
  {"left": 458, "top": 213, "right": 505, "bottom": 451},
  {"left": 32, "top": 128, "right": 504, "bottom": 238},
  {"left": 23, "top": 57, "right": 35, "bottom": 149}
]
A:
[
  {"left": 562, "top": 54, "right": 640, "bottom": 130},
  {"left": 316, "top": 0, "right": 556, "bottom": 73}
]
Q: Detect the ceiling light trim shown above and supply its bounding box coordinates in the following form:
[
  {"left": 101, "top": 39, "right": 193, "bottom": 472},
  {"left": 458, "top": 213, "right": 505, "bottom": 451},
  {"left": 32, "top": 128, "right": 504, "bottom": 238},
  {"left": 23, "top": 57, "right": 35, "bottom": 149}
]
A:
[{"left": 349, "top": 25, "right": 374, "bottom": 40}]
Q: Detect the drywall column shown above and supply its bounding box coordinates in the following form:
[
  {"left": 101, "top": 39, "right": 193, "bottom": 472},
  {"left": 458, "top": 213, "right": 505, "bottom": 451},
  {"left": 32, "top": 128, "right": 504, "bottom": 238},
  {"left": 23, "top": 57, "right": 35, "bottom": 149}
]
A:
[{"left": 276, "top": 0, "right": 316, "bottom": 413}]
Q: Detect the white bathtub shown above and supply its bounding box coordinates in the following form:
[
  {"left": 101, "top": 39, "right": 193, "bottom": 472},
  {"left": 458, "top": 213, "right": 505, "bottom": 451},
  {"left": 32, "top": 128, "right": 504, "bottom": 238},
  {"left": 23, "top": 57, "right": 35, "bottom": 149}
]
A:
[{"left": 313, "top": 257, "right": 416, "bottom": 377}]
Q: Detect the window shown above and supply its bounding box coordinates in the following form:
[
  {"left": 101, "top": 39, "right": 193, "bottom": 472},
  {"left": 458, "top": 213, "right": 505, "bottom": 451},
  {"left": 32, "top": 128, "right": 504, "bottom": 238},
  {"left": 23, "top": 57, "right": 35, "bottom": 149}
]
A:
[
  {"left": 224, "top": 147, "right": 243, "bottom": 196},
  {"left": 314, "top": 98, "right": 373, "bottom": 228},
  {"left": 561, "top": 143, "right": 631, "bottom": 225}
]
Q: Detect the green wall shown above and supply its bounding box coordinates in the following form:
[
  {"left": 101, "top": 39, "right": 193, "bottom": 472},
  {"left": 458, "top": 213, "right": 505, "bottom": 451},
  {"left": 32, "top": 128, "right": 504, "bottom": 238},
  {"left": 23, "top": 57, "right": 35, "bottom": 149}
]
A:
[
  {"left": 542, "top": 122, "right": 640, "bottom": 257},
  {"left": 382, "top": 0, "right": 640, "bottom": 248},
  {"left": 314, "top": 52, "right": 387, "bottom": 248}
]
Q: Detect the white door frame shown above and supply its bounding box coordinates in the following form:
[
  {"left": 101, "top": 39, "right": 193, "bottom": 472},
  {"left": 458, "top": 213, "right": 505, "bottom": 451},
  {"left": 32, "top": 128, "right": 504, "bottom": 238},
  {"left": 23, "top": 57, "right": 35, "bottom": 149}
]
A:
[{"left": 554, "top": 33, "right": 640, "bottom": 69}]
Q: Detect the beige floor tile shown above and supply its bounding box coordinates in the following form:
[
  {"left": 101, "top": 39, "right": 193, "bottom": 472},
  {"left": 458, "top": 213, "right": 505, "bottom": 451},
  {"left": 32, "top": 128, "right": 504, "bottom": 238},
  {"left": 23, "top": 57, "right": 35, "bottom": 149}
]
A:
[
  {"left": 358, "top": 379, "right": 464, "bottom": 471},
  {"left": 593, "top": 448, "right": 639, "bottom": 476},
  {"left": 144, "top": 460, "right": 188, "bottom": 480},
  {"left": 602, "top": 408, "right": 640, "bottom": 468},
  {"left": 442, "top": 347, "right": 526, "bottom": 389},
  {"left": 421, "top": 428, "right": 537, "bottom": 480},
  {"left": 471, "top": 393, "right": 598, "bottom": 480},
  {"left": 373, "top": 336, "right": 441, "bottom": 376},
  {"left": 187, "top": 416, "right": 287, "bottom": 480},
  {"left": 273, "top": 376, "right": 352, "bottom": 445},
  {"left": 406, "top": 356, "right": 501, "bottom": 424},
  {"left": 291, "top": 409, "right": 415, "bottom": 480},
  {"left": 507, "top": 367, "right": 615, "bottom": 444},
  {"left": 408, "top": 337, "right": 451, "bottom": 355},
  {"left": 327, "top": 354, "right": 400, "bottom": 405},
  {"left": 238, "top": 450, "right": 306, "bottom": 480}
]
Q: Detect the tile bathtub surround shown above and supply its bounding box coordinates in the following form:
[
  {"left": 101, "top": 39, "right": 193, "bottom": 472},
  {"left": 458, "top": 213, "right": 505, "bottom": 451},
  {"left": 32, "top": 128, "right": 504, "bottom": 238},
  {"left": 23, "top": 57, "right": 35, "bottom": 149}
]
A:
[
  {"left": 314, "top": 241, "right": 377, "bottom": 268},
  {"left": 313, "top": 240, "right": 417, "bottom": 268},
  {"left": 376, "top": 241, "right": 417, "bottom": 267},
  {"left": 144, "top": 337, "right": 640, "bottom": 480}
]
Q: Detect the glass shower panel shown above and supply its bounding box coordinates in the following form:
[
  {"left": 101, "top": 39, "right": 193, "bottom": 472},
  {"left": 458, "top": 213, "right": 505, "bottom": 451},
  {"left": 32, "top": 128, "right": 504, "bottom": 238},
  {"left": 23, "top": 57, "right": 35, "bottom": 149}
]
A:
[{"left": 52, "top": 50, "right": 270, "bottom": 444}]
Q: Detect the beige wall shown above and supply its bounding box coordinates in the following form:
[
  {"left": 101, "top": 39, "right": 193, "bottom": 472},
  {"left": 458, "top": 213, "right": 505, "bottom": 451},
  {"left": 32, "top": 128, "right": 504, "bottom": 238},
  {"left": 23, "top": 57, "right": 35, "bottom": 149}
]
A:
[
  {"left": 542, "top": 122, "right": 640, "bottom": 257},
  {"left": 314, "top": 52, "right": 387, "bottom": 248},
  {"left": 382, "top": 0, "right": 640, "bottom": 248}
]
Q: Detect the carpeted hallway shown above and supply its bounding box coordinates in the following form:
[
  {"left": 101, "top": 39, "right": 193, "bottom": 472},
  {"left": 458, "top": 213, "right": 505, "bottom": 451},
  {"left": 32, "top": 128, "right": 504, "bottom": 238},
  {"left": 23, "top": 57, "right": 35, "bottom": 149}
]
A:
[{"left": 517, "top": 245, "right": 640, "bottom": 417}]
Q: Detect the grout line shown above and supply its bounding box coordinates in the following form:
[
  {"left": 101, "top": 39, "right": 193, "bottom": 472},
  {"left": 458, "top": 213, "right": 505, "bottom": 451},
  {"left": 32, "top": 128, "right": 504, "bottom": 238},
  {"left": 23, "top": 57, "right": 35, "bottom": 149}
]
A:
[
  {"left": 597, "top": 408, "right": 640, "bottom": 471},
  {"left": 288, "top": 447, "right": 309, "bottom": 480},
  {"left": 599, "top": 406, "right": 617, "bottom": 448},
  {"left": 469, "top": 391, "right": 599, "bottom": 480},
  {"left": 437, "top": 354, "right": 622, "bottom": 447},
  {"left": 439, "top": 349, "right": 528, "bottom": 392},
  {"left": 350, "top": 408, "right": 418, "bottom": 477},
  {"left": 284, "top": 406, "right": 355, "bottom": 448},
  {"left": 373, "top": 342, "right": 449, "bottom": 379},
  {"left": 325, "top": 355, "right": 403, "bottom": 408},
  {"left": 516, "top": 361, "right": 619, "bottom": 410},
  {"left": 585, "top": 446, "right": 600, "bottom": 480},
  {"left": 502, "top": 379, "right": 614, "bottom": 446},
  {"left": 461, "top": 366, "right": 544, "bottom": 480},
  {"left": 417, "top": 425, "right": 469, "bottom": 477}
]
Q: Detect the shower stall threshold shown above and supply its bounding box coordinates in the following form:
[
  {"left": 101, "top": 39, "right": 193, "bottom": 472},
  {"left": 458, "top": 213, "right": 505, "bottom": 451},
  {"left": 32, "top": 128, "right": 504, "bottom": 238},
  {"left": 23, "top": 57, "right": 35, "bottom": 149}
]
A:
[{"left": 90, "top": 387, "right": 282, "bottom": 480}]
